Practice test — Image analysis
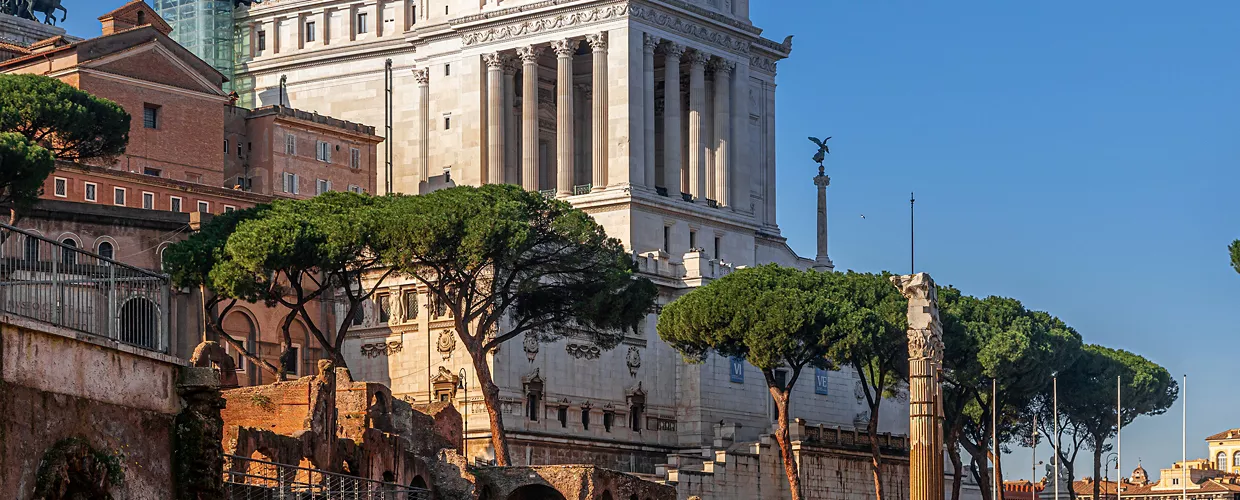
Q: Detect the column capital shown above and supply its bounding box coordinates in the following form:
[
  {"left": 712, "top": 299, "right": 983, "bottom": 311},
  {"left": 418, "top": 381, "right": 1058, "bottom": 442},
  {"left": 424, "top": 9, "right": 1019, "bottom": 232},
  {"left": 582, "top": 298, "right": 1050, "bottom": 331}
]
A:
[
  {"left": 551, "top": 38, "right": 577, "bottom": 57},
  {"left": 587, "top": 32, "right": 608, "bottom": 52},
  {"left": 643, "top": 33, "right": 661, "bottom": 53},
  {"left": 661, "top": 41, "right": 685, "bottom": 58},
  {"left": 709, "top": 57, "right": 735, "bottom": 75},
  {"left": 517, "top": 45, "right": 544, "bottom": 63},
  {"left": 688, "top": 50, "right": 710, "bottom": 67},
  {"left": 483, "top": 52, "right": 507, "bottom": 69},
  {"left": 503, "top": 59, "right": 521, "bottom": 75},
  {"left": 814, "top": 174, "right": 830, "bottom": 188},
  {"left": 412, "top": 68, "right": 429, "bottom": 85}
]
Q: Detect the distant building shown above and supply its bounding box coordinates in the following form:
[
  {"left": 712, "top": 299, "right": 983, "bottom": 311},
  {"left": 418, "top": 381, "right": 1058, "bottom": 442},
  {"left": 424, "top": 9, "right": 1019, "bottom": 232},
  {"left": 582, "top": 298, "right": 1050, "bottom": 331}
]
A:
[
  {"left": 1047, "top": 461, "right": 1240, "bottom": 500},
  {"left": 151, "top": 0, "right": 239, "bottom": 91},
  {"left": 1208, "top": 429, "right": 1240, "bottom": 475}
]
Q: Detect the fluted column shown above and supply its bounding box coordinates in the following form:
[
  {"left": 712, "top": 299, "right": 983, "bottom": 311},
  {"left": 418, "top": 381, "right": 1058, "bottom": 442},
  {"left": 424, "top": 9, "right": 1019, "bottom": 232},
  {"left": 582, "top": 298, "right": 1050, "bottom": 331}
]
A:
[
  {"left": 413, "top": 68, "right": 430, "bottom": 184},
  {"left": 588, "top": 33, "right": 608, "bottom": 192},
  {"left": 711, "top": 59, "right": 733, "bottom": 207},
  {"left": 503, "top": 60, "right": 519, "bottom": 184},
  {"left": 484, "top": 53, "right": 505, "bottom": 185},
  {"left": 892, "top": 273, "right": 946, "bottom": 500},
  {"left": 687, "top": 50, "right": 708, "bottom": 201},
  {"left": 518, "top": 45, "right": 542, "bottom": 191},
  {"left": 642, "top": 34, "right": 659, "bottom": 190},
  {"left": 661, "top": 42, "right": 684, "bottom": 194},
  {"left": 552, "top": 38, "right": 576, "bottom": 197}
]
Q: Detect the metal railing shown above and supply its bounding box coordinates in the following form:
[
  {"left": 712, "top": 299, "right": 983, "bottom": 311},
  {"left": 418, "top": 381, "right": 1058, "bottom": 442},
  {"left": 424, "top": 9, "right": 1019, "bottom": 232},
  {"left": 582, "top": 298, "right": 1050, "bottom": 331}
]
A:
[
  {"left": 572, "top": 183, "right": 593, "bottom": 196},
  {"left": 0, "top": 223, "right": 170, "bottom": 353},
  {"left": 224, "top": 454, "right": 431, "bottom": 500}
]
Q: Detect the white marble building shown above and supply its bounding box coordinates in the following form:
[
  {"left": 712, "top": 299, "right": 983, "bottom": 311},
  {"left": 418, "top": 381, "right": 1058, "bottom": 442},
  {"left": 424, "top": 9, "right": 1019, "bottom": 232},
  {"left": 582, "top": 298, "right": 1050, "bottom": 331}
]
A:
[{"left": 234, "top": 0, "right": 909, "bottom": 475}]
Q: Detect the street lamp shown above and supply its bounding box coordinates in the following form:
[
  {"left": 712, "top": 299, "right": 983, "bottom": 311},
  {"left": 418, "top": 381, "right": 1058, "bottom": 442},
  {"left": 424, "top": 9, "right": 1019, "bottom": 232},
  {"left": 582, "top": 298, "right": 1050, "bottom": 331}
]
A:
[
  {"left": 458, "top": 368, "right": 468, "bottom": 458},
  {"left": 1106, "top": 453, "right": 1119, "bottom": 499}
]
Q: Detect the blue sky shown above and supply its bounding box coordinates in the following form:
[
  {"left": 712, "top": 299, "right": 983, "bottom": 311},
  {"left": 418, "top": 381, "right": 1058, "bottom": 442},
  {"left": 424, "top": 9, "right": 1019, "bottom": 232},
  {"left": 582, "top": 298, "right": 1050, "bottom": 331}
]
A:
[{"left": 62, "top": 0, "right": 1239, "bottom": 482}]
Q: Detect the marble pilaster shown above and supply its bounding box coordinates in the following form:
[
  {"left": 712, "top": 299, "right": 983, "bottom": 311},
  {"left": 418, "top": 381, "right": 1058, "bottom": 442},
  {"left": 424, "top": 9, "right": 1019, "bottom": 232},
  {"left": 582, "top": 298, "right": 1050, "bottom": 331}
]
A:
[
  {"left": 413, "top": 68, "right": 430, "bottom": 184},
  {"left": 642, "top": 34, "right": 660, "bottom": 190},
  {"left": 503, "top": 60, "right": 519, "bottom": 184},
  {"left": 711, "top": 59, "right": 733, "bottom": 207}
]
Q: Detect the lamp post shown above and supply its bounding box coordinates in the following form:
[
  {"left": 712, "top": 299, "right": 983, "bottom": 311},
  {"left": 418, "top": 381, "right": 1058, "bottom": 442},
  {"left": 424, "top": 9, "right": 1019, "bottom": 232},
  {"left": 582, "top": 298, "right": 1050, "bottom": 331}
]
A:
[
  {"left": 1106, "top": 453, "right": 1119, "bottom": 499},
  {"left": 458, "top": 368, "right": 468, "bottom": 458},
  {"left": 278, "top": 74, "right": 287, "bottom": 108}
]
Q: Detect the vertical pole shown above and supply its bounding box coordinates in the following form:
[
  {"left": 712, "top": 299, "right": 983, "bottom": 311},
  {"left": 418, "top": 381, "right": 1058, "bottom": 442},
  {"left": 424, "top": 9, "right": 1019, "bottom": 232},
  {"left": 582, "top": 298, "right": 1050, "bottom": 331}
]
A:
[
  {"left": 1117, "top": 375, "right": 1122, "bottom": 500},
  {"left": 1033, "top": 413, "right": 1038, "bottom": 484},
  {"left": 385, "top": 59, "right": 394, "bottom": 194},
  {"left": 910, "top": 192, "right": 916, "bottom": 274},
  {"left": 993, "top": 379, "right": 998, "bottom": 500},
  {"left": 1054, "top": 375, "right": 1059, "bottom": 500},
  {"left": 1182, "top": 374, "right": 1187, "bottom": 500}
]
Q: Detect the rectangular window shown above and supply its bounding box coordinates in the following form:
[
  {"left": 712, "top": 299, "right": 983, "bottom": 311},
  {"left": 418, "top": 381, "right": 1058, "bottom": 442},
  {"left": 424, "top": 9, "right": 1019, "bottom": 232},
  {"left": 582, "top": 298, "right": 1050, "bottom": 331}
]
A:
[
  {"left": 143, "top": 167, "right": 161, "bottom": 177},
  {"left": 443, "top": 116, "right": 451, "bottom": 130},
  {"left": 170, "top": 196, "right": 182, "bottom": 212},
  {"left": 662, "top": 226, "right": 670, "bottom": 253},
  {"left": 377, "top": 293, "right": 390, "bottom": 323},
  {"left": 713, "top": 236, "right": 721, "bottom": 259},
  {"left": 557, "top": 407, "right": 567, "bottom": 428},
  {"left": 186, "top": 173, "right": 202, "bottom": 184},
  {"left": 316, "top": 141, "right": 331, "bottom": 162},
  {"left": 285, "top": 134, "right": 296, "bottom": 154},
  {"left": 283, "top": 173, "right": 300, "bottom": 194},
  {"left": 53, "top": 177, "right": 66, "bottom": 197},
  {"left": 316, "top": 179, "right": 330, "bottom": 195},
  {"left": 257, "top": 31, "right": 266, "bottom": 51},
  {"left": 237, "top": 143, "right": 243, "bottom": 158},
  {"left": 197, "top": 201, "right": 210, "bottom": 213},
  {"left": 284, "top": 343, "right": 301, "bottom": 376},
  {"left": 305, "top": 21, "right": 316, "bottom": 42},
  {"left": 113, "top": 187, "right": 126, "bottom": 206},
  {"left": 357, "top": 12, "right": 368, "bottom": 33},
  {"left": 224, "top": 205, "right": 236, "bottom": 213},
  {"left": 223, "top": 340, "right": 250, "bottom": 372},
  {"left": 347, "top": 184, "right": 364, "bottom": 194},
  {"left": 444, "top": 63, "right": 450, "bottom": 76},
  {"left": 142, "top": 192, "right": 154, "bottom": 209},
  {"left": 84, "top": 182, "right": 97, "bottom": 202},
  {"left": 224, "top": 139, "right": 229, "bottom": 153},
  {"left": 603, "top": 412, "right": 613, "bottom": 432},
  {"left": 403, "top": 291, "right": 418, "bottom": 321},
  {"left": 689, "top": 230, "right": 697, "bottom": 250},
  {"left": 143, "top": 104, "right": 159, "bottom": 129},
  {"left": 350, "top": 148, "right": 361, "bottom": 169}
]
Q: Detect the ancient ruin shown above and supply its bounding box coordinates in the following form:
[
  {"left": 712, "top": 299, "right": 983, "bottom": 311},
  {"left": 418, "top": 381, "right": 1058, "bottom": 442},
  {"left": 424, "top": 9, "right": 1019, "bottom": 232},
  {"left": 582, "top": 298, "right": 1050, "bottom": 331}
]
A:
[{"left": 893, "top": 272, "right": 947, "bottom": 500}]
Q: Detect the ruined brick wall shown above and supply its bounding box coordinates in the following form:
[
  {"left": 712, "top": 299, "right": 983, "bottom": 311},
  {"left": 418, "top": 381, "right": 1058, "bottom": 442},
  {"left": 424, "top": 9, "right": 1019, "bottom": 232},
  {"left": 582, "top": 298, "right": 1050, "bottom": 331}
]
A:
[
  {"left": 473, "top": 465, "right": 676, "bottom": 500},
  {"left": 410, "top": 401, "right": 463, "bottom": 455},
  {"left": 0, "top": 316, "right": 185, "bottom": 499},
  {"left": 221, "top": 378, "right": 313, "bottom": 437}
]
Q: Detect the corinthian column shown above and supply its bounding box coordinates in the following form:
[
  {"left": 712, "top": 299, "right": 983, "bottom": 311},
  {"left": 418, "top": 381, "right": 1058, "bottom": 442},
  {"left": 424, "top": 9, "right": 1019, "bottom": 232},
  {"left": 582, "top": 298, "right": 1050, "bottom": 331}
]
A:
[
  {"left": 892, "top": 273, "right": 946, "bottom": 500},
  {"left": 517, "top": 45, "right": 542, "bottom": 191},
  {"left": 642, "top": 34, "right": 659, "bottom": 190},
  {"left": 413, "top": 68, "right": 430, "bottom": 185},
  {"left": 484, "top": 53, "right": 506, "bottom": 185},
  {"left": 813, "top": 168, "right": 834, "bottom": 271},
  {"left": 687, "top": 50, "right": 708, "bottom": 201},
  {"left": 661, "top": 42, "right": 684, "bottom": 194},
  {"left": 503, "top": 60, "right": 519, "bottom": 184},
  {"left": 552, "top": 38, "right": 576, "bottom": 197},
  {"left": 711, "top": 58, "right": 733, "bottom": 207},
  {"left": 588, "top": 33, "right": 608, "bottom": 192}
]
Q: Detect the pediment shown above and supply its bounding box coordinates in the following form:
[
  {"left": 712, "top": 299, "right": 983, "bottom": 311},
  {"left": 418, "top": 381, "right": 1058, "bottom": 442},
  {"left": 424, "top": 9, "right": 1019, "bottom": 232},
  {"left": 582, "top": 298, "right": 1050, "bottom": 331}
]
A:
[{"left": 81, "top": 40, "right": 225, "bottom": 97}]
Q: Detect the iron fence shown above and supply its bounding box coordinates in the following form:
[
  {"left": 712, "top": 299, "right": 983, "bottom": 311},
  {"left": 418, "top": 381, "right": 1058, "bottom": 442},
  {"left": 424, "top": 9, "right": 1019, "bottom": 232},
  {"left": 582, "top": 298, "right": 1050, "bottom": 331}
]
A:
[
  {"left": 224, "top": 454, "right": 432, "bottom": 500},
  {"left": 0, "top": 222, "right": 170, "bottom": 352}
]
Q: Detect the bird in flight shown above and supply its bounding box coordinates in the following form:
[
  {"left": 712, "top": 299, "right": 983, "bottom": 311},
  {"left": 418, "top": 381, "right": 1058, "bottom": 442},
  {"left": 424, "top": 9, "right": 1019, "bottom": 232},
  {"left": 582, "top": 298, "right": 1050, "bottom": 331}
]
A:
[{"left": 860, "top": 214, "right": 866, "bottom": 219}]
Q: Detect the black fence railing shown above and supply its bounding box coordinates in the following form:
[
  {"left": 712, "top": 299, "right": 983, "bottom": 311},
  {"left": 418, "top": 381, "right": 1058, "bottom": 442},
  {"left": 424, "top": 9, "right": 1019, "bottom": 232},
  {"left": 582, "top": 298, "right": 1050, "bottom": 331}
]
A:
[{"left": 224, "top": 454, "right": 432, "bottom": 500}]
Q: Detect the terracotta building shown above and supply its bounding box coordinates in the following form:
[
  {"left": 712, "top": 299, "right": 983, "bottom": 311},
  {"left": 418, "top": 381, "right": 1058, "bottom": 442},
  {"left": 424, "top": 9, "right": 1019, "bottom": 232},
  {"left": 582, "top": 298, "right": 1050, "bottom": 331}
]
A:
[{"left": 0, "top": 1, "right": 381, "bottom": 386}]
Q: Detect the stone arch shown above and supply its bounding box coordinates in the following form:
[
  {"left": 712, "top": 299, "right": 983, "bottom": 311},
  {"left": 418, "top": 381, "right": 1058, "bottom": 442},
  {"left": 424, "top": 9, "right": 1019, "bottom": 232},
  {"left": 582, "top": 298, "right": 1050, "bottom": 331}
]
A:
[
  {"left": 190, "top": 340, "right": 239, "bottom": 387},
  {"left": 507, "top": 484, "right": 567, "bottom": 500},
  {"left": 601, "top": 491, "right": 613, "bottom": 500},
  {"left": 118, "top": 296, "right": 160, "bottom": 349},
  {"left": 91, "top": 235, "right": 118, "bottom": 260},
  {"left": 411, "top": 475, "right": 428, "bottom": 489},
  {"left": 58, "top": 234, "right": 80, "bottom": 266}
]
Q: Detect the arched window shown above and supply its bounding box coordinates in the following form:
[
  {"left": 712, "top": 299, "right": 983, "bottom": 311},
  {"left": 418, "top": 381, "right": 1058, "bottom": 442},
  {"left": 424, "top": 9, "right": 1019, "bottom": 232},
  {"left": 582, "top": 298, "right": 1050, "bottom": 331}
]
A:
[
  {"left": 23, "top": 236, "right": 39, "bottom": 261},
  {"left": 60, "top": 238, "right": 77, "bottom": 266},
  {"left": 410, "top": 476, "right": 427, "bottom": 490},
  {"left": 1233, "top": 451, "right": 1240, "bottom": 467},
  {"left": 1218, "top": 451, "right": 1227, "bottom": 469},
  {"left": 136, "top": 10, "right": 146, "bottom": 24},
  {"left": 97, "top": 241, "right": 114, "bottom": 260}
]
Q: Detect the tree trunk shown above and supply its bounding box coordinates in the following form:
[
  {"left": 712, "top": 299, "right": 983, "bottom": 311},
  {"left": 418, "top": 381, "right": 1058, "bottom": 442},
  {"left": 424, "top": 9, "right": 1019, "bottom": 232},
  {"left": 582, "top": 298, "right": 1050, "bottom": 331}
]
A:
[
  {"left": 768, "top": 387, "right": 804, "bottom": 500},
  {"left": 1092, "top": 442, "right": 1104, "bottom": 500},
  {"left": 961, "top": 440, "right": 992, "bottom": 500},
  {"left": 471, "top": 348, "right": 512, "bottom": 466},
  {"left": 988, "top": 448, "right": 1005, "bottom": 500},
  {"left": 949, "top": 445, "right": 964, "bottom": 500},
  {"left": 277, "top": 310, "right": 296, "bottom": 381},
  {"left": 867, "top": 404, "right": 886, "bottom": 500}
]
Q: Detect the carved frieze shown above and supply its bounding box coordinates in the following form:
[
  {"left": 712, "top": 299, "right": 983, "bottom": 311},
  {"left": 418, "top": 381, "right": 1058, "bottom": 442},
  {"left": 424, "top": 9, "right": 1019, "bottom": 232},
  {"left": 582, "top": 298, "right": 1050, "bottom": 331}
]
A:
[
  {"left": 566, "top": 343, "right": 602, "bottom": 360},
  {"left": 629, "top": 3, "right": 750, "bottom": 55},
  {"left": 461, "top": 3, "right": 630, "bottom": 46},
  {"left": 361, "top": 341, "right": 402, "bottom": 358}
]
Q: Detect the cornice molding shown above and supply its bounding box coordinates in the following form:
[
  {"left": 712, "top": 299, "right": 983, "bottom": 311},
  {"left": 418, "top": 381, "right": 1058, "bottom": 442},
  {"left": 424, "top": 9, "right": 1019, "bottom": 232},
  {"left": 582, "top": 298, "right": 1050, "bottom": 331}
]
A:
[
  {"left": 459, "top": 2, "right": 630, "bottom": 47},
  {"left": 629, "top": 2, "right": 748, "bottom": 55}
]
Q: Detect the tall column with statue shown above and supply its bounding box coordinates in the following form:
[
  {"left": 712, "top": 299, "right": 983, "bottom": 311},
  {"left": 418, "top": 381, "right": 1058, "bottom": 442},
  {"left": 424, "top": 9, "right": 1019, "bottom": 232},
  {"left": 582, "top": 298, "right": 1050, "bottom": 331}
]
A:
[
  {"left": 892, "top": 272, "right": 946, "bottom": 500},
  {"left": 809, "top": 137, "right": 834, "bottom": 271}
]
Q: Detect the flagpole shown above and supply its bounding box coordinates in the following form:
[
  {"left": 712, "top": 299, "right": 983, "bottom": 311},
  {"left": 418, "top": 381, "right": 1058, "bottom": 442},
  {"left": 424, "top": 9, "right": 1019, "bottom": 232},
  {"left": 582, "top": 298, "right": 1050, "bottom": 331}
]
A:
[
  {"left": 1054, "top": 375, "right": 1059, "bottom": 500},
  {"left": 1182, "top": 374, "right": 1187, "bottom": 500},
  {"left": 1117, "top": 375, "right": 1122, "bottom": 500},
  {"left": 993, "top": 379, "right": 998, "bottom": 500}
]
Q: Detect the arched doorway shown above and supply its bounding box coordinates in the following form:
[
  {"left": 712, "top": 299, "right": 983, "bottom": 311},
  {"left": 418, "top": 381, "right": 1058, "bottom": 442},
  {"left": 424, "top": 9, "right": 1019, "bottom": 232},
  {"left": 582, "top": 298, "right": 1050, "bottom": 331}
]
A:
[
  {"left": 118, "top": 297, "right": 158, "bottom": 349},
  {"left": 411, "top": 475, "right": 428, "bottom": 489},
  {"left": 507, "top": 484, "right": 567, "bottom": 500},
  {"left": 222, "top": 310, "right": 256, "bottom": 384}
]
